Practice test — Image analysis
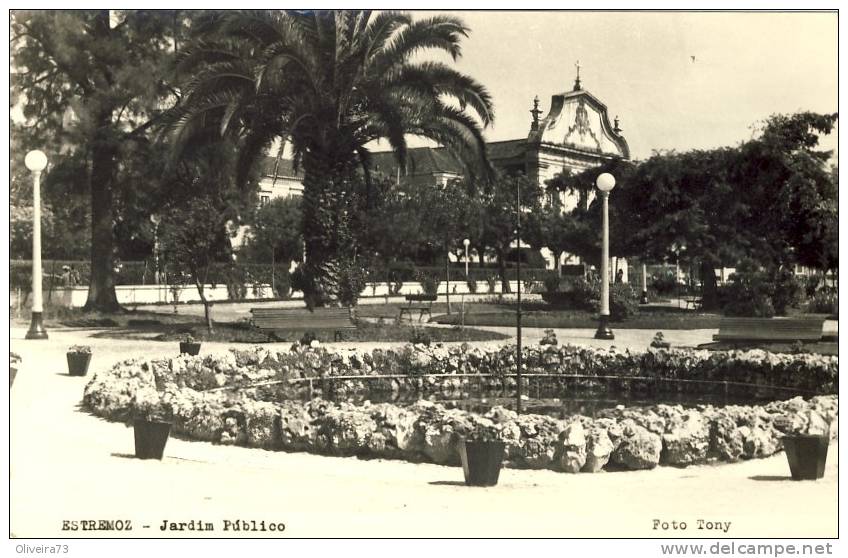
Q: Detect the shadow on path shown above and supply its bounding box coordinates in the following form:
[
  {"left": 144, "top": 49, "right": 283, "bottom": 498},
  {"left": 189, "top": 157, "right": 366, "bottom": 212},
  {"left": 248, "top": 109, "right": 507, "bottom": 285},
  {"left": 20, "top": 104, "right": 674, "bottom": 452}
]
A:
[
  {"left": 748, "top": 475, "right": 794, "bottom": 482},
  {"left": 428, "top": 480, "right": 469, "bottom": 487}
]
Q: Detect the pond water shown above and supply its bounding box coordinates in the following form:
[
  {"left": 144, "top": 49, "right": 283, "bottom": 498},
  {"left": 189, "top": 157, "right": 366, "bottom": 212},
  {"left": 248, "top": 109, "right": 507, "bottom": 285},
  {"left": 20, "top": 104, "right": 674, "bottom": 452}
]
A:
[{"left": 295, "top": 386, "right": 785, "bottom": 419}]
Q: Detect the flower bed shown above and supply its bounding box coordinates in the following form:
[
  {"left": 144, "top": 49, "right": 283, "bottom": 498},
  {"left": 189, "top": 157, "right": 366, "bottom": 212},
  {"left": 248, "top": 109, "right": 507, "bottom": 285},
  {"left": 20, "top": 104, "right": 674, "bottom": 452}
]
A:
[{"left": 82, "top": 344, "right": 837, "bottom": 472}]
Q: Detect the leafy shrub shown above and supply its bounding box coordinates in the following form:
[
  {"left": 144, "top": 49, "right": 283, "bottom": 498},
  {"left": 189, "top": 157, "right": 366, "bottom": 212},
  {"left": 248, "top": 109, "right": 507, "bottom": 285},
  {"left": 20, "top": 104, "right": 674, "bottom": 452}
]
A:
[
  {"left": 408, "top": 327, "right": 432, "bottom": 346},
  {"left": 417, "top": 272, "right": 441, "bottom": 296},
  {"left": 543, "top": 272, "right": 561, "bottom": 294},
  {"left": 466, "top": 279, "right": 478, "bottom": 294},
  {"left": 722, "top": 264, "right": 801, "bottom": 317},
  {"left": 770, "top": 269, "right": 803, "bottom": 315},
  {"left": 807, "top": 288, "right": 837, "bottom": 315},
  {"left": 801, "top": 274, "right": 823, "bottom": 299},
  {"left": 550, "top": 276, "right": 638, "bottom": 320},
  {"left": 604, "top": 283, "right": 640, "bottom": 320},
  {"left": 299, "top": 331, "right": 318, "bottom": 346},
  {"left": 651, "top": 272, "right": 679, "bottom": 296},
  {"left": 338, "top": 261, "right": 368, "bottom": 307}
]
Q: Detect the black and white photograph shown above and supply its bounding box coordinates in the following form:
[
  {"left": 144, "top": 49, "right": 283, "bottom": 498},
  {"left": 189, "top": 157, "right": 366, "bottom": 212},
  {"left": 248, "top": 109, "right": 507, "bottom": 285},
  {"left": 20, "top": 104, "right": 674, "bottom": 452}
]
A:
[{"left": 6, "top": 3, "right": 840, "bottom": 551}]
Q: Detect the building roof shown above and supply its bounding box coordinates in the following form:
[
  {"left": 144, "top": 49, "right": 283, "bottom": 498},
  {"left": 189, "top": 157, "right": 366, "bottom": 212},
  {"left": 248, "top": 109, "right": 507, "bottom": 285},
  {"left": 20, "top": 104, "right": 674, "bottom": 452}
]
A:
[
  {"left": 261, "top": 156, "right": 304, "bottom": 179},
  {"left": 486, "top": 139, "right": 527, "bottom": 162},
  {"left": 368, "top": 146, "right": 465, "bottom": 178}
]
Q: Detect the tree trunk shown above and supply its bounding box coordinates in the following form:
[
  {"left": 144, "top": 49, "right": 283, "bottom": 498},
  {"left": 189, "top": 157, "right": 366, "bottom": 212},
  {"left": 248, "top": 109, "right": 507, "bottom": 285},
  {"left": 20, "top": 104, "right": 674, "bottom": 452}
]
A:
[
  {"left": 300, "top": 146, "right": 358, "bottom": 308},
  {"left": 445, "top": 248, "right": 451, "bottom": 315},
  {"left": 194, "top": 276, "right": 213, "bottom": 333},
  {"left": 497, "top": 247, "right": 511, "bottom": 294},
  {"left": 83, "top": 136, "right": 121, "bottom": 312},
  {"left": 203, "top": 300, "right": 214, "bottom": 333},
  {"left": 700, "top": 259, "right": 719, "bottom": 311}
]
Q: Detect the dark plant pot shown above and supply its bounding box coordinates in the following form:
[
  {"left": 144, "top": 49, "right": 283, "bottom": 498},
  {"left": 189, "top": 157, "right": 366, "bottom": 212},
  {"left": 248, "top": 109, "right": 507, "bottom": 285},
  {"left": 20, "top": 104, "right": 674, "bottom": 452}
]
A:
[
  {"left": 458, "top": 439, "right": 505, "bottom": 487},
  {"left": 180, "top": 342, "right": 201, "bottom": 356},
  {"left": 134, "top": 419, "right": 172, "bottom": 460},
  {"left": 10, "top": 367, "right": 17, "bottom": 388},
  {"left": 67, "top": 352, "right": 92, "bottom": 376},
  {"left": 783, "top": 434, "right": 829, "bottom": 480}
]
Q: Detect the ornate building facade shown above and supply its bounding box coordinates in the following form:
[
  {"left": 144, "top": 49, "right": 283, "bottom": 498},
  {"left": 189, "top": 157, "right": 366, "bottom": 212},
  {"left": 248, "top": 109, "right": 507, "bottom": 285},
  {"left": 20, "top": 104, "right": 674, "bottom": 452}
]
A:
[{"left": 258, "top": 69, "right": 631, "bottom": 275}]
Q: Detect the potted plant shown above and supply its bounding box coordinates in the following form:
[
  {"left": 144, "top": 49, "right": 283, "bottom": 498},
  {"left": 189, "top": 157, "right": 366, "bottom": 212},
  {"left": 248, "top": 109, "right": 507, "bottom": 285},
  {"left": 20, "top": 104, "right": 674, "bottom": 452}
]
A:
[
  {"left": 66, "top": 345, "right": 93, "bottom": 376},
  {"left": 650, "top": 331, "right": 671, "bottom": 349},
  {"left": 457, "top": 423, "right": 507, "bottom": 487},
  {"left": 179, "top": 333, "right": 201, "bottom": 356},
  {"left": 10, "top": 352, "right": 21, "bottom": 388},
  {"left": 774, "top": 414, "right": 830, "bottom": 480},
  {"left": 130, "top": 386, "right": 173, "bottom": 460}
]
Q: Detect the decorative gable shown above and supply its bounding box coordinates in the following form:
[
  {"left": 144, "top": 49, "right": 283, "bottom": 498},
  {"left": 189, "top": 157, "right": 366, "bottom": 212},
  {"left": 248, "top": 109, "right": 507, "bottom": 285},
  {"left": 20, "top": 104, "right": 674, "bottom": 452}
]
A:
[{"left": 529, "top": 88, "right": 630, "bottom": 160}]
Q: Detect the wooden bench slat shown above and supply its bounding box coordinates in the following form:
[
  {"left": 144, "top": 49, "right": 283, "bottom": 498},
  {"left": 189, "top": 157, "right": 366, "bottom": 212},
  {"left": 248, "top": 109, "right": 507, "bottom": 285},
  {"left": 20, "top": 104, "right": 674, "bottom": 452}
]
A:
[{"left": 249, "top": 307, "right": 356, "bottom": 337}]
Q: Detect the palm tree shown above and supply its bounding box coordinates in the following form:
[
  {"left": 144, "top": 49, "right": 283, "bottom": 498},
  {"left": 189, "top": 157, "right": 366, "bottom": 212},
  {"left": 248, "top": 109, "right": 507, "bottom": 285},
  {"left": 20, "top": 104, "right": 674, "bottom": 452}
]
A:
[{"left": 166, "top": 10, "right": 495, "bottom": 306}]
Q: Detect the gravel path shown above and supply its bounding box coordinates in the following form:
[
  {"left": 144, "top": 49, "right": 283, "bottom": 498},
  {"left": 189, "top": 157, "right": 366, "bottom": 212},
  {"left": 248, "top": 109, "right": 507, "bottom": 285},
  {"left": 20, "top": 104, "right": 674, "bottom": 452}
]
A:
[{"left": 9, "top": 327, "right": 838, "bottom": 538}]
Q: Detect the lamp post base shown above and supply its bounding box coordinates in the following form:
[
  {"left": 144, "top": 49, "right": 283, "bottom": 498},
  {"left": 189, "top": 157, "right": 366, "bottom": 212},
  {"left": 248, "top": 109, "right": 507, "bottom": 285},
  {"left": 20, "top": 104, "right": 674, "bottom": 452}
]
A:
[
  {"left": 594, "top": 315, "right": 614, "bottom": 340},
  {"left": 25, "top": 311, "right": 48, "bottom": 340},
  {"left": 640, "top": 290, "right": 649, "bottom": 304}
]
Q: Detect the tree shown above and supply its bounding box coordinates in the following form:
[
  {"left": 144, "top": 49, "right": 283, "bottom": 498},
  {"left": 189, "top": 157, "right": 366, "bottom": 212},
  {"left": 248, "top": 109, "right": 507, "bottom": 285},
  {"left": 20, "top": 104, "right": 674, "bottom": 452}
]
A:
[
  {"left": 168, "top": 10, "right": 494, "bottom": 306},
  {"left": 159, "top": 197, "right": 232, "bottom": 333},
  {"left": 460, "top": 172, "right": 542, "bottom": 293},
  {"left": 11, "top": 10, "right": 186, "bottom": 311},
  {"left": 567, "top": 111, "right": 838, "bottom": 310},
  {"left": 242, "top": 197, "right": 304, "bottom": 268}
]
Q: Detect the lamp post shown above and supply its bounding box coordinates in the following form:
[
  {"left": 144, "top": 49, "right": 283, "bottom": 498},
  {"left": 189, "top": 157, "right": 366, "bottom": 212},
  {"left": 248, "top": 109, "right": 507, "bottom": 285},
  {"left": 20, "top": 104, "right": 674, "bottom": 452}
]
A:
[
  {"left": 463, "top": 238, "right": 470, "bottom": 279},
  {"left": 515, "top": 177, "right": 523, "bottom": 413},
  {"left": 594, "top": 172, "right": 615, "bottom": 340},
  {"left": 150, "top": 214, "right": 160, "bottom": 285},
  {"left": 25, "top": 150, "right": 49, "bottom": 340},
  {"left": 461, "top": 239, "right": 470, "bottom": 330}
]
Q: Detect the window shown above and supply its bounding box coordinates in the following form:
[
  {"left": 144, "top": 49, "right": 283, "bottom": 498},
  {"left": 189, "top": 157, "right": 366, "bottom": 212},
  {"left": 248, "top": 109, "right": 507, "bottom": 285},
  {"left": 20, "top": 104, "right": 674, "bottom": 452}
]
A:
[{"left": 260, "top": 195, "right": 270, "bottom": 205}]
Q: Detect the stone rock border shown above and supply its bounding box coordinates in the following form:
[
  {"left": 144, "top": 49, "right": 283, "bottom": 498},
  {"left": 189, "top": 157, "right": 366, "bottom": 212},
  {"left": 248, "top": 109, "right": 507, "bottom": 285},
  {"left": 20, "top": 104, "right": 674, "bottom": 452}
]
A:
[{"left": 83, "top": 346, "right": 838, "bottom": 472}]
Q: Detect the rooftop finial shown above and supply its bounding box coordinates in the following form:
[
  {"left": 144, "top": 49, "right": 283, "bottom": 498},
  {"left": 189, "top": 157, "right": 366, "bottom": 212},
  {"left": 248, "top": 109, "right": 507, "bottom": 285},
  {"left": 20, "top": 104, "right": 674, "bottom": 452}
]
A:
[
  {"left": 530, "top": 95, "right": 543, "bottom": 131},
  {"left": 613, "top": 115, "right": 621, "bottom": 134},
  {"left": 574, "top": 60, "right": 582, "bottom": 91}
]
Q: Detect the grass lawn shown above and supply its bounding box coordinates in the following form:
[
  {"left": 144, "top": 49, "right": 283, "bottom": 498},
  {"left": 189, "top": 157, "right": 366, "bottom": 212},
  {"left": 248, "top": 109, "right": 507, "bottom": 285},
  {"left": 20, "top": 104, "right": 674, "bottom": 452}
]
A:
[
  {"left": 432, "top": 307, "right": 724, "bottom": 330},
  {"left": 11, "top": 307, "right": 205, "bottom": 329},
  {"left": 89, "top": 317, "right": 508, "bottom": 344},
  {"left": 11, "top": 304, "right": 507, "bottom": 344}
]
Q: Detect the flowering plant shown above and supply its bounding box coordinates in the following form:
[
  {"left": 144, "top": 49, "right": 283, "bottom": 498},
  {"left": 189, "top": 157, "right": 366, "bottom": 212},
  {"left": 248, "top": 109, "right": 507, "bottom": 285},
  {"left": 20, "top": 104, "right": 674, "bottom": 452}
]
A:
[
  {"left": 461, "top": 421, "right": 506, "bottom": 443},
  {"left": 68, "top": 345, "right": 92, "bottom": 354},
  {"left": 539, "top": 329, "right": 558, "bottom": 346},
  {"left": 129, "top": 386, "right": 173, "bottom": 423},
  {"left": 772, "top": 411, "right": 830, "bottom": 437},
  {"left": 182, "top": 334, "right": 198, "bottom": 344},
  {"left": 650, "top": 332, "right": 670, "bottom": 349}
]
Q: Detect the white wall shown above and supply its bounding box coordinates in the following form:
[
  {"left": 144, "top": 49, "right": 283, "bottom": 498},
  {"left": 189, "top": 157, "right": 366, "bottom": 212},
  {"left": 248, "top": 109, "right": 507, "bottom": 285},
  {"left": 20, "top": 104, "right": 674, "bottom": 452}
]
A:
[{"left": 41, "top": 280, "right": 536, "bottom": 308}]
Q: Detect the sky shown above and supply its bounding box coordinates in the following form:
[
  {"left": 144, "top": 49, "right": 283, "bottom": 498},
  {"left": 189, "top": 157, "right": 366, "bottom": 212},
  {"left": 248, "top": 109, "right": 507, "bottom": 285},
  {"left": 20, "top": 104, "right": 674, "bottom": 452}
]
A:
[
  {"left": 7, "top": 8, "right": 839, "bottom": 162},
  {"left": 406, "top": 10, "right": 838, "bottom": 161}
]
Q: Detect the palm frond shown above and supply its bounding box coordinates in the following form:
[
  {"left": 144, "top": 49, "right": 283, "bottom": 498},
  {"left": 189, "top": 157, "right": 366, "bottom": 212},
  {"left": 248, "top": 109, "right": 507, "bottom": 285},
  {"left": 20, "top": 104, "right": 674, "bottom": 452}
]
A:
[{"left": 378, "top": 14, "right": 469, "bottom": 67}]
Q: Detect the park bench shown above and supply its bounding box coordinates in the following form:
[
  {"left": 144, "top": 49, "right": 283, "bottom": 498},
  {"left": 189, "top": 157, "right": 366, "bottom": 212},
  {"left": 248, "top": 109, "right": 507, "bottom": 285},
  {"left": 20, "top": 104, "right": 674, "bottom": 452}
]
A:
[
  {"left": 250, "top": 307, "right": 356, "bottom": 341},
  {"left": 712, "top": 317, "right": 825, "bottom": 344},
  {"left": 398, "top": 294, "right": 436, "bottom": 322}
]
